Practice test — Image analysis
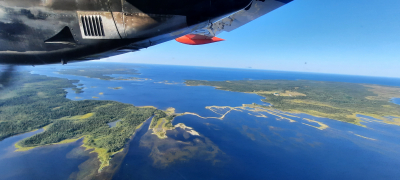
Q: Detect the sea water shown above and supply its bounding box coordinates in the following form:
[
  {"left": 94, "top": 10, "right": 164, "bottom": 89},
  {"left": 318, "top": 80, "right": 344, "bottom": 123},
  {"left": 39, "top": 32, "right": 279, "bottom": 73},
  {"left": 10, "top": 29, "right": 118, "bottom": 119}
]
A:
[{"left": 1, "top": 62, "right": 399, "bottom": 180}]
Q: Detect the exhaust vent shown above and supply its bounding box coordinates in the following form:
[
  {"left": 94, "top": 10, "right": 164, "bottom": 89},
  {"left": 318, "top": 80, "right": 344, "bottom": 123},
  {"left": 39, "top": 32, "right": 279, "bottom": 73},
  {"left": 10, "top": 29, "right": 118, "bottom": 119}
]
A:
[
  {"left": 77, "top": 11, "right": 121, "bottom": 39},
  {"left": 80, "top": 15, "right": 105, "bottom": 37}
]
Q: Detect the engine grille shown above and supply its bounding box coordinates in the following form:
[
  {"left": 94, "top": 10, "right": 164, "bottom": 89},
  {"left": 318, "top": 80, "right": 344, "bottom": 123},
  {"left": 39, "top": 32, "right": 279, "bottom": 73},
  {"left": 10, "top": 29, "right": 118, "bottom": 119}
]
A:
[{"left": 80, "top": 15, "right": 105, "bottom": 37}]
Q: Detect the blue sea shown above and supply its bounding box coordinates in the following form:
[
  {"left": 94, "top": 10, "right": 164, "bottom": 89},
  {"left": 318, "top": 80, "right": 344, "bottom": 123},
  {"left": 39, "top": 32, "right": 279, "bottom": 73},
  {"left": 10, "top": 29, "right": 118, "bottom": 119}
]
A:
[{"left": 1, "top": 62, "right": 400, "bottom": 180}]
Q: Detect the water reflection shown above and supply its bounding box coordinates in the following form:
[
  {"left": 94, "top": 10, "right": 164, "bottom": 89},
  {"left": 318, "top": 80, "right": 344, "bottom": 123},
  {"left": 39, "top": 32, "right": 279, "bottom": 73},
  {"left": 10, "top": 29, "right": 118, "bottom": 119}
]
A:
[{"left": 0, "top": 129, "right": 89, "bottom": 180}]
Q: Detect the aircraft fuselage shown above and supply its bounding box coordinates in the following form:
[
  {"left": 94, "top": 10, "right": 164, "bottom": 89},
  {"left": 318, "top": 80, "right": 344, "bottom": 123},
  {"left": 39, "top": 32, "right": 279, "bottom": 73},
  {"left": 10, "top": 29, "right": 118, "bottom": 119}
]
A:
[{"left": 0, "top": 0, "right": 252, "bottom": 65}]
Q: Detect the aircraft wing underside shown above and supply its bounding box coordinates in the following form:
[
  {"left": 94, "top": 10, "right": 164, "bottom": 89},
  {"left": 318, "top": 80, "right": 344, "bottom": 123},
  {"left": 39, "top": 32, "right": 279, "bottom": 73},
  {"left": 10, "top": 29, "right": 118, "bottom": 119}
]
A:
[
  {"left": 0, "top": 0, "right": 293, "bottom": 64},
  {"left": 77, "top": 0, "right": 292, "bottom": 61}
]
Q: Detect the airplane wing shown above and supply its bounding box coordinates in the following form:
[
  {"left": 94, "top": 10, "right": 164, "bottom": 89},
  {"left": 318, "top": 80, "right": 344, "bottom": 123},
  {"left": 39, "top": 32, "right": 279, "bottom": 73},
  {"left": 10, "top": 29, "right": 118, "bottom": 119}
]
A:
[
  {"left": 176, "top": 0, "right": 293, "bottom": 45},
  {"left": 74, "top": 0, "right": 293, "bottom": 62},
  {"left": 0, "top": 0, "right": 293, "bottom": 64}
]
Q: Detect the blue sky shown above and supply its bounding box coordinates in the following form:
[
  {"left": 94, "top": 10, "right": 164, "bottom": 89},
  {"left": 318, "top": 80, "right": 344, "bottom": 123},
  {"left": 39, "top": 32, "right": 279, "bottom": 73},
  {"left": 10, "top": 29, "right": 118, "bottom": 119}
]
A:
[{"left": 101, "top": 0, "right": 400, "bottom": 78}]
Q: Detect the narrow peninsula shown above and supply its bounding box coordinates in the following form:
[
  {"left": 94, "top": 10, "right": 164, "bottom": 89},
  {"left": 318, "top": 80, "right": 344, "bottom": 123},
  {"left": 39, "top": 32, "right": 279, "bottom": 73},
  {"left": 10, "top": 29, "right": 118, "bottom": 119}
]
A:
[{"left": 185, "top": 79, "right": 400, "bottom": 126}]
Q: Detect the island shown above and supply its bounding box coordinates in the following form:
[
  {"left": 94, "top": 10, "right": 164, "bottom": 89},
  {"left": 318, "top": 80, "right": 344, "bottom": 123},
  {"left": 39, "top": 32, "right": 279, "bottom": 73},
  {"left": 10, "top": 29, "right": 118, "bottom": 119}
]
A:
[
  {"left": 0, "top": 72, "right": 168, "bottom": 172},
  {"left": 185, "top": 79, "right": 400, "bottom": 126},
  {"left": 71, "top": 87, "right": 84, "bottom": 94},
  {"left": 142, "top": 108, "right": 223, "bottom": 168},
  {"left": 115, "top": 77, "right": 151, "bottom": 81},
  {"left": 58, "top": 68, "right": 140, "bottom": 80},
  {"left": 149, "top": 107, "right": 178, "bottom": 139}
]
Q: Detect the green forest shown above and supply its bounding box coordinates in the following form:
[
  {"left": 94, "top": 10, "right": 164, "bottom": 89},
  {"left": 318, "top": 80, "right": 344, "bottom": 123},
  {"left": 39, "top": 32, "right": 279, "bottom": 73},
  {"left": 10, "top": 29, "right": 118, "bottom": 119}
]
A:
[
  {"left": 0, "top": 72, "right": 164, "bottom": 154},
  {"left": 185, "top": 80, "right": 400, "bottom": 125},
  {"left": 58, "top": 67, "right": 140, "bottom": 80}
]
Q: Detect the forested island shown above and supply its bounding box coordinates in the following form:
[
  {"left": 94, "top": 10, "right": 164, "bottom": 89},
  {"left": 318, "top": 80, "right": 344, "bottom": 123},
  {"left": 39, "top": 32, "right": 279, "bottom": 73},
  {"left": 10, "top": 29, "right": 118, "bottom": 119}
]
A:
[
  {"left": 185, "top": 80, "right": 400, "bottom": 125},
  {"left": 58, "top": 68, "right": 140, "bottom": 80},
  {"left": 149, "top": 108, "right": 177, "bottom": 138},
  {"left": 0, "top": 72, "right": 167, "bottom": 171}
]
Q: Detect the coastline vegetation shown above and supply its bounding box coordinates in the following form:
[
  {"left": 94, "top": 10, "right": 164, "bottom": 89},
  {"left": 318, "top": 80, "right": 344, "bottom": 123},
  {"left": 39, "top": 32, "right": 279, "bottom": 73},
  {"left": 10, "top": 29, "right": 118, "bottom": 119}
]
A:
[
  {"left": 58, "top": 68, "right": 140, "bottom": 80},
  {"left": 185, "top": 80, "right": 400, "bottom": 125},
  {"left": 0, "top": 72, "right": 165, "bottom": 171},
  {"left": 72, "top": 87, "right": 84, "bottom": 94},
  {"left": 149, "top": 108, "right": 178, "bottom": 138}
]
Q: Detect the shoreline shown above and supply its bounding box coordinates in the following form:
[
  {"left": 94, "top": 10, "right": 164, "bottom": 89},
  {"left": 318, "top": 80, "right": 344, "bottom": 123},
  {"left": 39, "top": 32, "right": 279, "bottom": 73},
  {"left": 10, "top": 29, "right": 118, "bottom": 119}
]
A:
[
  {"left": 11, "top": 108, "right": 159, "bottom": 173},
  {"left": 184, "top": 81, "right": 400, "bottom": 127}
]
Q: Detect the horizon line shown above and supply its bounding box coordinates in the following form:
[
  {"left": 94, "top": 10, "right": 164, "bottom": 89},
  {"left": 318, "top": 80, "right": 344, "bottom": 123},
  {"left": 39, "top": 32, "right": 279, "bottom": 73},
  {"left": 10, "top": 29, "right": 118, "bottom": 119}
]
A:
[{"left": 92, "top": 61, "right": 400, "bottom": 79}]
